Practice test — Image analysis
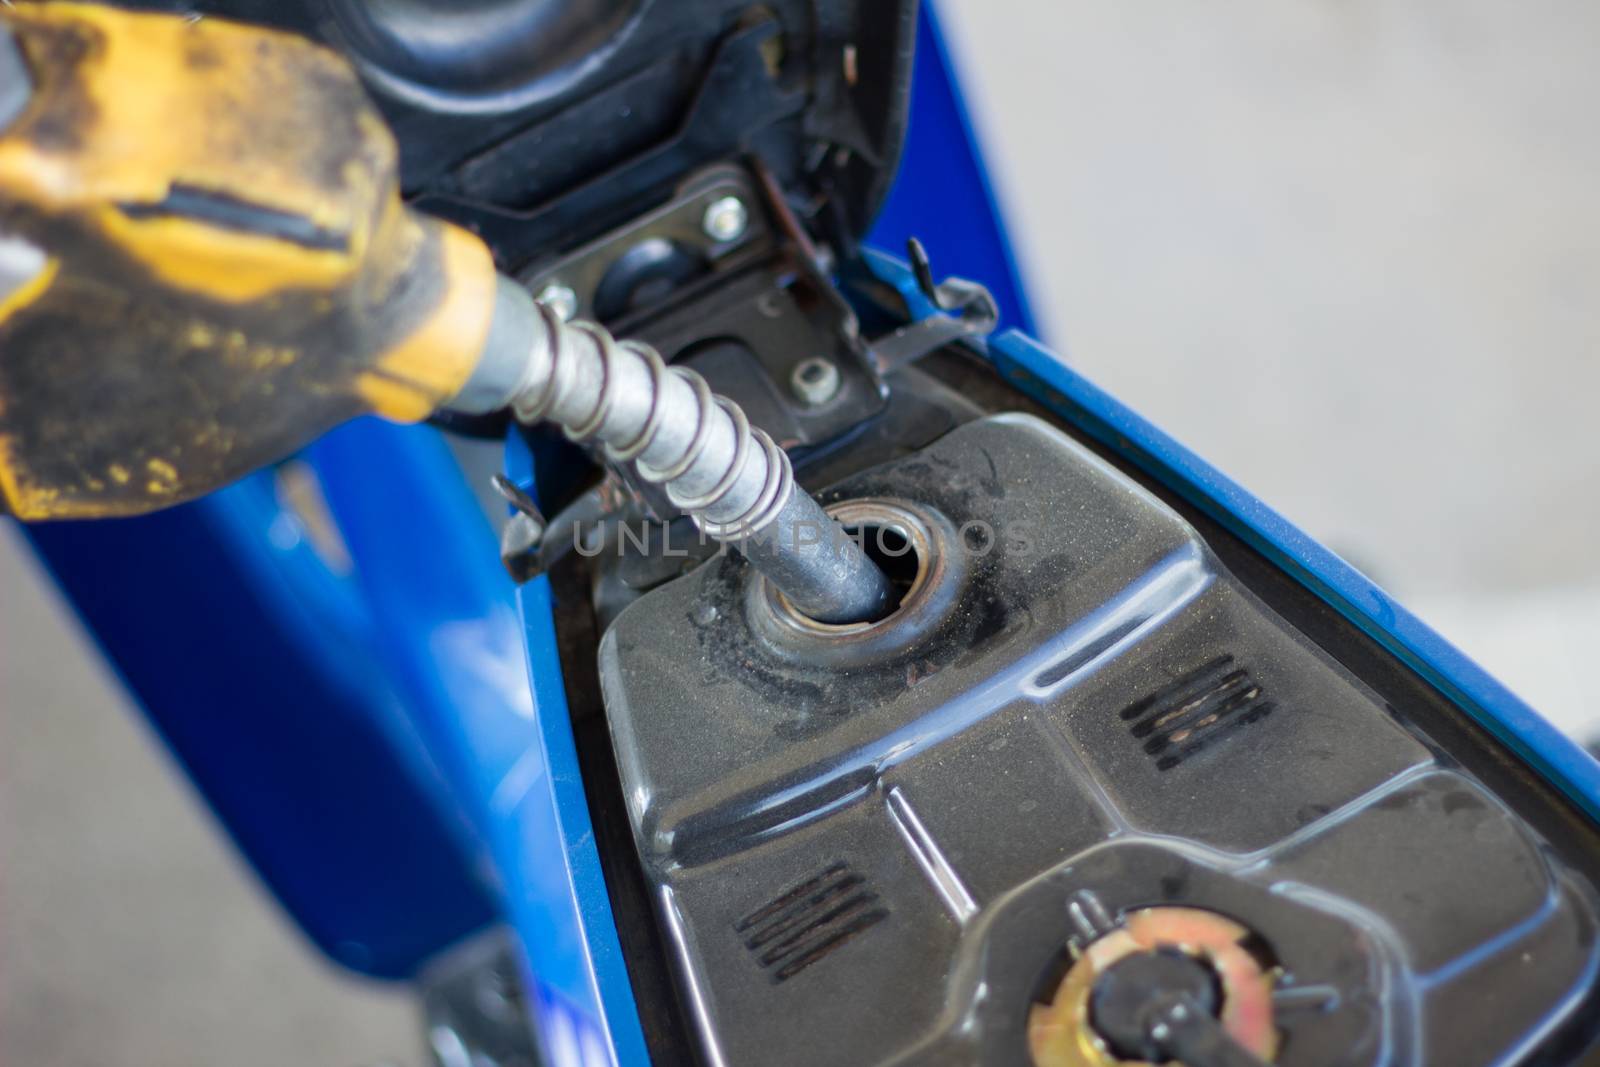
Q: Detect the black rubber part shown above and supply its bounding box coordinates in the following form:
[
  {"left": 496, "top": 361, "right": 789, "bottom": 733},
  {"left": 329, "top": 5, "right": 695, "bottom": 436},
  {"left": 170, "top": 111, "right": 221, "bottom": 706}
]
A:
[{"left": 1089, "top": 949, "right": 1221, "bottom": 1062}]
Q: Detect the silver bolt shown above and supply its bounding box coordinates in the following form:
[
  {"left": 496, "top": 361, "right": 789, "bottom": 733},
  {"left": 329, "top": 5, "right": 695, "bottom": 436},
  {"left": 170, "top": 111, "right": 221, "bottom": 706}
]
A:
[
  {"left": 536, "top": 283, "right": 578, "bottom": 322},
  {"left": 790, "top": 356, "right": 841, "bottom": 407},
  {"left": 701, "top": 196, "right": 750, "bottom": 243}
]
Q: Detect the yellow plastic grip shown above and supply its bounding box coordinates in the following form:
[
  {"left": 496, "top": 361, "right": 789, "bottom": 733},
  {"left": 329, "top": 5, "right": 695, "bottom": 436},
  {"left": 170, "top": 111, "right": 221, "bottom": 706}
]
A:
[{"left": 0, "top": 3, "right": 497, "bottom": 518}]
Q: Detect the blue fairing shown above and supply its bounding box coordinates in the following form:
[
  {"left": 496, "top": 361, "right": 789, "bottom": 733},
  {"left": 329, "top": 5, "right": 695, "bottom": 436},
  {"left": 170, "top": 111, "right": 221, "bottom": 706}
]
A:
[{"left": 25, "top": 448, "right": 499, "bottom": 979}]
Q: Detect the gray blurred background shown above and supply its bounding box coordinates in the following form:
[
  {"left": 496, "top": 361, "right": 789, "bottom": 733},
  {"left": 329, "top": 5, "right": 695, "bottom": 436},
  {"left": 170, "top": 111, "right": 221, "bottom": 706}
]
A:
[{"left": 3, "top": 1, "right": 1598, "bottom": 1063}]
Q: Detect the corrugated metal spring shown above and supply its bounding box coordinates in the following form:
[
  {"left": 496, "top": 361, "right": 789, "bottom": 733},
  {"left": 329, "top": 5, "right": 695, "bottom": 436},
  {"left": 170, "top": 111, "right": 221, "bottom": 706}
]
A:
[{"left": 501, "top": 300, "right": 892, "bottom": 624}]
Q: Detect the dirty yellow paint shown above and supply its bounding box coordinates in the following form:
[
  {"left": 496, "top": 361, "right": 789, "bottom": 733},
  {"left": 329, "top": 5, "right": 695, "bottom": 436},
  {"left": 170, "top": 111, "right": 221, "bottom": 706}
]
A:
[
  {"left": 0, "top": 255, "right": 59, "bottom": 325},
  {"left": 358, "top": 221, "right": 497, "bottom": 421},
  {"left": 0, "top": 3, "right": 393, "bottom": 302},
  {"left": 94, "top": 206, "right": 354, "bottom": 303},
  {"left": 0, "top": 437, "right": 40, "bottom": 517},
  {"left": 0, "top": 4, "right": 501, "bottom": 519},
  {"left": 0, "top": 429, "right": 71, "bottom": 519}
]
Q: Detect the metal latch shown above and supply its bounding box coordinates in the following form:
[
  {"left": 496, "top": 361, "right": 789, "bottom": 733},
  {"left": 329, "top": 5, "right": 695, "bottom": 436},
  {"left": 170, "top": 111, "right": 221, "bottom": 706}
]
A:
[{"left": 868, "top": 238, "right": 1000, "bottom": 375}]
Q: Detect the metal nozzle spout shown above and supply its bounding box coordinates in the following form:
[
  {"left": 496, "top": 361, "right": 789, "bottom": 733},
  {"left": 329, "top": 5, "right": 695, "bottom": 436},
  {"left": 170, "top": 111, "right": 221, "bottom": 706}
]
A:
[{"left": 453, "top": 278, "right": 894, "bottom": 624}]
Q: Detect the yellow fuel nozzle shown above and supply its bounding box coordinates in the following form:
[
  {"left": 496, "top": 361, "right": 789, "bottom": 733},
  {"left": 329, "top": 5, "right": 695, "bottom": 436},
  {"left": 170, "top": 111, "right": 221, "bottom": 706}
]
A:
[{"left": 0, "top": 3, "right": 499, "bottom": 520}]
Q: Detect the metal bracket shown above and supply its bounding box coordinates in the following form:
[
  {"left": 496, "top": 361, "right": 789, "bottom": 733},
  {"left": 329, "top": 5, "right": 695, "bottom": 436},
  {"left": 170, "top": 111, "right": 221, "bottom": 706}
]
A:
[
  {"left": 493, "top": 474, "right": 637, "bottom": 586},
  {"left": 516, "top": 164, "right": 772, "bottom": 327},
  {"left": 868, "top": 238, "right": 1000, "bottom": 375},
  {"left": 491, "top": 474, "right": 547, "bottom": 584},
  {"left": 420, "top": 927, "right": 542, "bottom": 1067}
]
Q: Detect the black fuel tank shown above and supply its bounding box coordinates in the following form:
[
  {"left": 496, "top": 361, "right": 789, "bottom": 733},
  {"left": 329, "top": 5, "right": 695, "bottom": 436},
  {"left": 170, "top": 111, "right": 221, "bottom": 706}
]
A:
[{"left": 597, "top": 413, "right": 1600, "bottom": 1066}]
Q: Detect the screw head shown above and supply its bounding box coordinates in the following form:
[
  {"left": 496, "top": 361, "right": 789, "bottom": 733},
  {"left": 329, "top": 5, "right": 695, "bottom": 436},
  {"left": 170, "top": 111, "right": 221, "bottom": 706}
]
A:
[
  {"left": 701, "top": 196, "right": 750, "bottom": 243},
  {"left": 790, "top": 356, "right": 841, "bottom": 407},
  {"left": 536, "top": 283, "right": 578, "bottom": 322}
]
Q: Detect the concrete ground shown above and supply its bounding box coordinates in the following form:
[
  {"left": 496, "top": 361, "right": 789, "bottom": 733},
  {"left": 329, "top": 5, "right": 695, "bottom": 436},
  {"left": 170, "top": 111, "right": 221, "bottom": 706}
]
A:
[{"left": 3, "top": 2, "right": 1599, "bottom": 1064}]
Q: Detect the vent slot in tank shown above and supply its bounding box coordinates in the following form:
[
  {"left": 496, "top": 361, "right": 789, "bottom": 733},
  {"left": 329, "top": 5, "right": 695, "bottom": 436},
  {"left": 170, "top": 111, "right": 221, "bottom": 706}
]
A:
[
  {"left": 1120, "top": 655, "right": 1275, "bottom": 771},
  {"left": 735, "top": 862, "right": 888, "bottom": 982}
]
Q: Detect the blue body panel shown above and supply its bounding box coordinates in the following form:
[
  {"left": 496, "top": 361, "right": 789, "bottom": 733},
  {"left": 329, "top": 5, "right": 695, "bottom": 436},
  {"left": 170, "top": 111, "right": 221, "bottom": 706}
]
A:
[
  {"left": 310, "top": 421, "right": 649, "bottom": 1063},
  {"left": 25, "top": 437, "right": 498, "bottom": 980},
  {"left": 18, "top": 2, "right": 1600, "bottom": 1065}
]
